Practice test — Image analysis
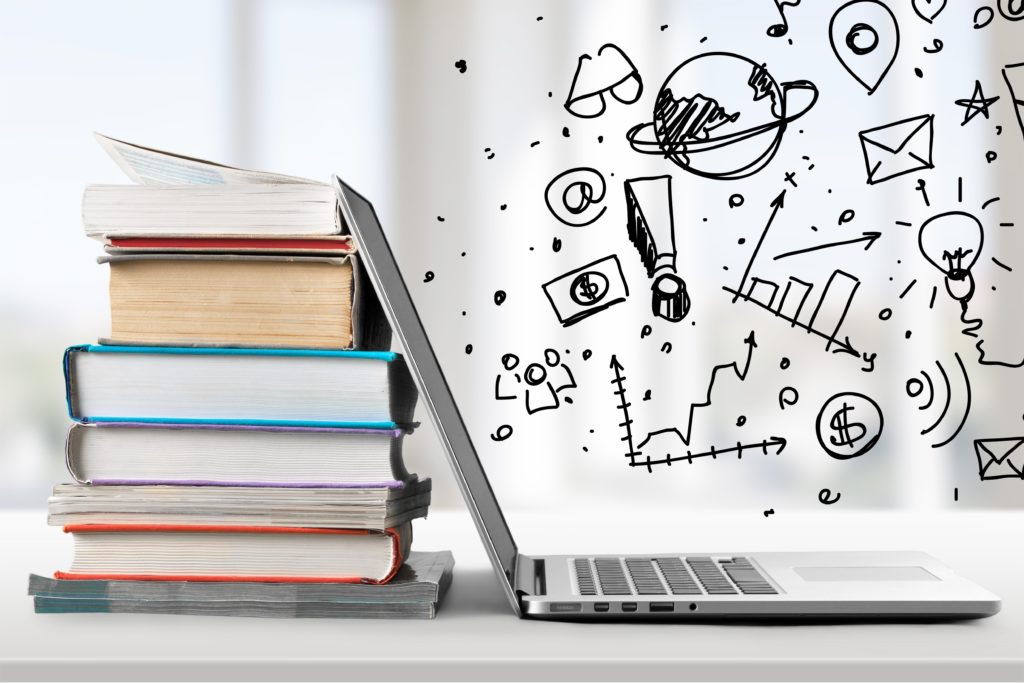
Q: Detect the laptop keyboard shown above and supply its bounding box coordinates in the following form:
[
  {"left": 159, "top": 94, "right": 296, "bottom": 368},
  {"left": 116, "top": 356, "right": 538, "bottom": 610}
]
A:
[{"left": 573, "top": 556, "right": 776, "bottom": 596}]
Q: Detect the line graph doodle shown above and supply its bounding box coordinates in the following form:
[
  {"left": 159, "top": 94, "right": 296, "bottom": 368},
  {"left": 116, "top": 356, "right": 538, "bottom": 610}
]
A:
[
  {"left": 829, "top": 0, "right": 900, "bottom": 95},
  {"left": 723, "top": 190, "right": 867, "bottom": 360},
  {"left": 610, "top": 333, "right": 788, "bottom": 473},
  {"left": 772, "top": 231, "right": 881, "bottom": 260},
  {"left": 625, "top": 52, "right": 818, "bottom": 180},
  {"left": 905, "top": 353, "right": 971, "bottom": 448},
  {"left": 624, "top": 175, "right": 689, "bottom": 321}
]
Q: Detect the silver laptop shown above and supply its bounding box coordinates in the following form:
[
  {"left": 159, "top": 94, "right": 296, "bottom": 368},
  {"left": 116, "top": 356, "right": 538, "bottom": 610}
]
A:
[{"left": 336, "top": 178, "right": 1000, "bottom": 621}]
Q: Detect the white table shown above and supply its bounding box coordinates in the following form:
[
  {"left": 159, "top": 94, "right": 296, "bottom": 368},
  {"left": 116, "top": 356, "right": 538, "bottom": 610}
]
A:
[{"left": 2, "top": 508, "right": 1022, "bottom": 681}]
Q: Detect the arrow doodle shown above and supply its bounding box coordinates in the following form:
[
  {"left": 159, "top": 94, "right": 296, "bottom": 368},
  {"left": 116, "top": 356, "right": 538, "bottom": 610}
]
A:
[
  {"left": 772, "top": 231, "right": 882, "bottom": 260},
  {"left": 611, "top": 332, "right": 788, "bottom": 473}
]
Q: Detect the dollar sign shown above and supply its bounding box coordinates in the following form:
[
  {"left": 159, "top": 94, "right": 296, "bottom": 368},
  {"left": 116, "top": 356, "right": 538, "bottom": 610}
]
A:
[
  {"left": 829, "top": 402, "right": 866, "bottom": 449},
  {"left": 576, "top": 273, "right": 600, "bottom": 302}
]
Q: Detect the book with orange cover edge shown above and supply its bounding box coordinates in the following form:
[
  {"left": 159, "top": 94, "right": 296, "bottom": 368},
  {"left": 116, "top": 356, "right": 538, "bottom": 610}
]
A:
[
  {"left": 55, "top": 523, "right": 411, "bottom": 584},
  {"left": 104, "top": 236, "right": 355, "bottom": 255}
]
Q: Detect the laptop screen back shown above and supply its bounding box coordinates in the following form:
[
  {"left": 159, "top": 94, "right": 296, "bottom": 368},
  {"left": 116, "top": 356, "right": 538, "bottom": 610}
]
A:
[{"left": 335, "top": 178, "right": 521, "bottom": 612}]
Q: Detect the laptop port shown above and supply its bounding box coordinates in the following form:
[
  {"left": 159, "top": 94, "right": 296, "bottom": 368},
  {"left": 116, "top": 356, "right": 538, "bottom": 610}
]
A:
[
  {"left": 689, "top": 603, "right": 698, "bottom": 611},
  {"left": 649, "top": 602, "right": 674, "bottom": 613},
  {"left": 593, "top": 602, "right": 610, "bottom": 613},
  {"left": 621, "top": 602, "right": 638, "bottom": 612},
  {"left": 549, "top": 602, "right": 581, "bottom": 613}
]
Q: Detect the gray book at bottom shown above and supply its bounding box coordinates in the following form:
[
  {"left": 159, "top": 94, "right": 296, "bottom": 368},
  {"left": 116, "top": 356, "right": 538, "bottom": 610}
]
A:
[
  {"left": 29, "top": 550, "right": 453, "bottom": 606},
  {"left": 33, "top": 597, "right": 442, "bottom": 619}
]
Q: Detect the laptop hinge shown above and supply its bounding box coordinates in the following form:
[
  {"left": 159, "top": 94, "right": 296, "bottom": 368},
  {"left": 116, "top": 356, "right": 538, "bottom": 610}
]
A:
[{"left": 514, "top": 555, "right": 546, "bottom": 596}]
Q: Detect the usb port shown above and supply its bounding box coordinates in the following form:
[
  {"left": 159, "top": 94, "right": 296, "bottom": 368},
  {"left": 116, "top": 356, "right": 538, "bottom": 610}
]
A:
[
  {"left": 649, "top": 602, "right": 675, "bottom": 613},
  {"left": 621, "top": 602, "right": 638, "bottom": 612},
  {"left": 594, "top": 602, "right": 610, "bottom": 612},
  {"left": 550, "top": 602, "right": 581, "bottom": 613}
]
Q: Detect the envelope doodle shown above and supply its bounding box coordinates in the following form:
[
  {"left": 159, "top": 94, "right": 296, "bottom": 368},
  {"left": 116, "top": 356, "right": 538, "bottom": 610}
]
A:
[
  {"left": 974, "top": 438, "right": 1024, "bottom": 481},
  {"left": 858, "top": 114, "right": 935, "bottom": 184}
]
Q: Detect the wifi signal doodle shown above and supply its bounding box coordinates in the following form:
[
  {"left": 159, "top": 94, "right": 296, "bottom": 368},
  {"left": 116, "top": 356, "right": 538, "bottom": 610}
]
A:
[{"left": 905, "top": 353, "right": 972, "bottom": 449}]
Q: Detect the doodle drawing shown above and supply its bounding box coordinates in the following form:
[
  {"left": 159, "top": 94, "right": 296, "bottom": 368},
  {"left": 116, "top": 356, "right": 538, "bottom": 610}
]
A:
[
  {"left": 542, "top": 255, "right": 629, "bottom": 327},
  {"left": 1001, "top": 62, "right": 1024, "bottom": 141},
  {"left": 495, "top": 349, "right": 576, "bottom": 415},
  {"left": 544, "top": 167, "right": 608, "bottom": 227},
  {"left": 911, "top": 0, "right": 946, "bottom": 23},
  {"left": 723, "top": 190, "right": 867, "bottom": 360},
  {"left": 610, "top": 333, "right": 788, "bottom": 473},
  {"left": 974, "top": 438, "right": 1024, "bottom": 480},
  {"left": 858, "top": 114, "right": 934, "bottom": 184},
  {"left": 829, "top": 0, "right": 900, "bottom": 95},
  {"left": 564, "top": 43, "right": 643, "bottom": 119},
  {"left": 624, "top": 175, "right": 689, "bottom": 322},
  {"left": 815, "top": 392, "right": 884, "bottom": 460},
  {"left": 625, "top": 52, "right": 818, "bottom": 180},
  {"left": 905, "top": 353, "right": 971, "bottom": 449},
  {"left": 768, "top": 0, "right": 802, "bottom": 37},
  {"left": 954, "top": 81, "right": 1000, "bottom": 126}
]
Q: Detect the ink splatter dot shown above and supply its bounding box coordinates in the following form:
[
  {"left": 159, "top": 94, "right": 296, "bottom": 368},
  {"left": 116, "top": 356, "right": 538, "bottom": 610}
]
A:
[
  {"left": 529, "top": 246, "right": 535, "bottom": 251},
  {"left": 494, "top": 290, "right": 506, "bottom": 305},
  {"left": 879, "top": 308, "right": 892, "bottom": 320},
  {"left": 460, "top": 251, "right": 466, "bottom": 257},
  {"left": 465, "top": 344, "right": 473, "bottom": 354},
  {"left": 491, "top": 425, "right": 513, "bottom": 441},
  {"left": 484, "top": 147, "right": 495, "bottom": 159},
  {"left": 582, "top": 446, "right": 589, "bottom": 452},
  {"left": 536, "top": 16, "right": 543, "bottom": 21},
  {"left": 660, "top": 24, "right": 668, "bottom": 30},
  {"left": 436, "top": 216, "right": 445, "bottom": 222},
  {"left": 736, "top": 415, "right": 747, "bottom": 427},
  {"left": 597, "top": 135, "right": 604, "bottom": 143},
  {"left": 780, "top": 357, "right": 791, "bottom": 370},
  {"left": 722, "top": 265, "right": 729, "bottom": 270},
  {"left": 738, "top": 238, "right": 746, "bottom": 245},
  {"left": 454, "top": 59, "right": 467, "bottom": 73},
  {"left": 424, "top": 271, "right": 434, "bottom": 283},
  {"left": 552, "top": 237, "right": 562, "bottom": 252},
  {"left": 582, "top": 349, "right": 592, "bottom": 360},
  {"left": 500, "top": 204, "right": 507, "bottom": 211},
  {"left": 643, "top": 389, "right": 652, "bottom": 400},
  {"left": 914, "top": 67, "right": 923, "bottom": 78},
  {"left": 589, "top": 428, "right": 595, "bottom": 434},
  {"left": 564, "top": 396, "right": 574, "bottom": 404},
  {"left": 905, "top": 330, "right": 912, "bottom": 339},
  {"left": 530, "top": 140, "right": 540, "bottom": 148},
  {"left": 700, "top": 36, "right": 708, "bottom": 43},
  {"left": 461, "top": 311, "right": 466, "bottom": 316},
  {"left": 562, "top": 126, "right": 570, "bottom": 137}
]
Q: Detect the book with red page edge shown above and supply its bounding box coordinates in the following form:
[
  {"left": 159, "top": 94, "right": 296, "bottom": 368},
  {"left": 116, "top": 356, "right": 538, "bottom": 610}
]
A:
[
  {"left": 54, "top": 523, "right": 407, "bottom": 584},
  {"left": 105, "top": 236, "right": 355, "bottom": 254}
]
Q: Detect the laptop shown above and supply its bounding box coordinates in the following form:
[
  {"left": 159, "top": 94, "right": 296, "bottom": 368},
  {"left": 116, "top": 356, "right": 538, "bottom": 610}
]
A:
[{"left": 335, "top": 178, "right": 1001, "bottom": 621}]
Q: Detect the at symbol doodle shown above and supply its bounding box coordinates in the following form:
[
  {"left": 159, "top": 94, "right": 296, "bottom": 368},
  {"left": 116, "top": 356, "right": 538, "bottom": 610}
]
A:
[
  {"left": 544, "top": 167, "right": 607, "bottom": 227},
  {"left": 815, "top": 392, "right": 883, "bottom": 460}
]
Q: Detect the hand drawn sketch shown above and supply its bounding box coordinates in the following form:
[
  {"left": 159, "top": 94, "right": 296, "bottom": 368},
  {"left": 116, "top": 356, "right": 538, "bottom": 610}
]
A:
[
  {"left": 955, "top": 81, "right": 1000, "bottom": 126},
  {"left": 1001, "top": 62, "right": 1024, "bottom": 140},
  {"left": 544, "top": 167, "right": 608, "bottom": 227},
  {"left": 818, "top": 488, "right": 842, "bottom": 504},
  {"left": 859, "top": 114, "right": 935, "bottom": 184},
  {"left": 722, "top": 190, "right": 868, "bottom": 361},
  {"left": 975, "top": 438, "right": 1024, "bottom": 480},
  {"left": 625, "top": 52, "right": 818, "bottom": 180},
  {"left": 815, "top": 392, "right": 884, "bottom": 460},
  {"left": 911, "top": 0, "right": 946, "bottom": 23},
  {"left": 829, "top": 0, "right": 900, "bottom": 95},
  {"left": 768, "top": 0, "right": 802, "bottom": 37},
  {"left": 624, "top": 175, "right": 689, "bottom": 322},
  {"left": 542, "top": 255, "right": 629, "bottom": 327},
  {"left": 905, "top": 353, "right": 971, "bottom": 448},
  {"left": 610, "top": 333, "right": 788, "bottom": 473},
  {"left": 564, "top": 43, "right": 643, "bottom": 119},
  {"left": 495, "top": 349, "right": 576, "bottom": 415}
]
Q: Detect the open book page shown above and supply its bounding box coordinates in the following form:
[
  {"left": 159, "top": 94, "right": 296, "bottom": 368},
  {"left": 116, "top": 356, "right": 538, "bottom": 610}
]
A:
[{"left": 95, "top": 133, "right": 323, "bottom": 186}]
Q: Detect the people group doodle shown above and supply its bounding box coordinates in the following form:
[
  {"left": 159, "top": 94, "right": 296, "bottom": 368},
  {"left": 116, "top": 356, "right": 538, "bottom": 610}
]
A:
[{"left": 454, "top": 1, "right": 1024, "bottom": 506}]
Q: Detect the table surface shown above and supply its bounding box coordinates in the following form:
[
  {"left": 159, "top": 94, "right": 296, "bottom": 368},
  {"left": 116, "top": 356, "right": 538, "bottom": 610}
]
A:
[{"left": 1, "top": 507, "right": 1022, "bottom": 682}]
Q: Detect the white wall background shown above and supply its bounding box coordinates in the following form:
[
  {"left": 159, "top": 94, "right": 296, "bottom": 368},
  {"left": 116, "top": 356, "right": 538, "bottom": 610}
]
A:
[{"left": 1, "top": 0, "right": 1022, "bottom": 518}]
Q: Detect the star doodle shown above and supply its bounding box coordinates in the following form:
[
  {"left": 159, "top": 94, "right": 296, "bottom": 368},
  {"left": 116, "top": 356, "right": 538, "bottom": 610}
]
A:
[{"left": 954, "top": 80, "right": 1000, "bottom": 126}]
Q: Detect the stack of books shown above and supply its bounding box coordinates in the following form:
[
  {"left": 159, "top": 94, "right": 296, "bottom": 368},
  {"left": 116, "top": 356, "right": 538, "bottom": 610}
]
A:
[{"left": 29, "top": 135, "right": 453, "bottom": 619}]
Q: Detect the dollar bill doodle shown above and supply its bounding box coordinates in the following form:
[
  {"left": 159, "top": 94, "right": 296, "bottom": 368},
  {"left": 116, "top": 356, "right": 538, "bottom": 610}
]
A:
[{"left": 542, "top": 254, "right": 629, "bottom": 327}]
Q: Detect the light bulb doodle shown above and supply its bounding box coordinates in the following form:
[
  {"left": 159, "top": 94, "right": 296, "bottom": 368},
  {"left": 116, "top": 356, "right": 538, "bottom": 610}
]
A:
[{"left": 918, "top": 210, "right": 984, "bottom": 304}]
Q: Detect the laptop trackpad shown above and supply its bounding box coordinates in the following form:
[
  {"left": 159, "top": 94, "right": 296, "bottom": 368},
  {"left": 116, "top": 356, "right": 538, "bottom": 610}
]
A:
[{"left": 795, "top": 566, "right": 939, "bottom": 582}]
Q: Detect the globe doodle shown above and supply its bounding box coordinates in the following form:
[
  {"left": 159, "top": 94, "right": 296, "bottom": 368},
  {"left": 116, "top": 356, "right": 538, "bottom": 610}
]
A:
[{"left": 626, "top": 52, "right": 818, "bottom": 180}]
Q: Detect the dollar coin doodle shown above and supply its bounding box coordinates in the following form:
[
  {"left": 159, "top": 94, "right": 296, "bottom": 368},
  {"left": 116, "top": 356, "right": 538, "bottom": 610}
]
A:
[{"left": 815, "top": 392, "right": 884, "bottom": 459}]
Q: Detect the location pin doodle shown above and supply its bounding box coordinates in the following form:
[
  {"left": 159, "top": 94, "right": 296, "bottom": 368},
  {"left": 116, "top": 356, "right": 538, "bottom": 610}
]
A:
[{"left": 829, "top": 0, "right": 900, "bottom": 95}]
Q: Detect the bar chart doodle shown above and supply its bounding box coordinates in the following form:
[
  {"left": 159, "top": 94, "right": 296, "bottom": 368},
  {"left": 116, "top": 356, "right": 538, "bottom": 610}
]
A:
[
  {"left": 609, "top": 334, "right": 788, "bottom": 474},
  {"left": 722, "top": 190, "right": 866, "bottom": 360},
  {"left": 624, "top": 175, "right": 689, "bottom": 322}
]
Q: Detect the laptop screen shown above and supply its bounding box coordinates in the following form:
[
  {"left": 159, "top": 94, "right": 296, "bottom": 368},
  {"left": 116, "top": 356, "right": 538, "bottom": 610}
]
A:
[{"left": 335, "top": 178, "right": 521, "bottom": 609}]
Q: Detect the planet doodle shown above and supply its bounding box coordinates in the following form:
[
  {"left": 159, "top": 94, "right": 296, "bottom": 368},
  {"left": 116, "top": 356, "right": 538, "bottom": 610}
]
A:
[{"left": 625, "top": 52, "right": 818, "bottom": 180}]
